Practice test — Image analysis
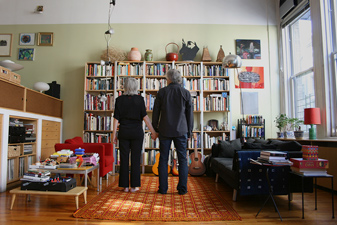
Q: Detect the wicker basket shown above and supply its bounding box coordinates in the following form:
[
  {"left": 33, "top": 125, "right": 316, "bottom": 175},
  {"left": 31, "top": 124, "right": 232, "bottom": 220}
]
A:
[{"left": 8, "top": 146, "right": 21, "bottom": 157}]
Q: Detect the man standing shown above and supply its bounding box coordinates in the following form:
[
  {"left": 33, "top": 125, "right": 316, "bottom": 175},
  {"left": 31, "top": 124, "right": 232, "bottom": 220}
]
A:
[{"left": 152, "top": 69, "right": 193, "bottom": 195}]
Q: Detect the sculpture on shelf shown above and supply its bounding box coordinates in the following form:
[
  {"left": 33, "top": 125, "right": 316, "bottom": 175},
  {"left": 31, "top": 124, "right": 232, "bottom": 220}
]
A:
[
  {"left": 179, "top": 39, "right": 199, "bottom": 61},
  {"left": 216, "top": 45, "right": 225, "bottom": 62},
  {"left": 100, "top": 46, "right": 127, "bottom": 63},
  {"left": 201, "top": 47, "right": 211, "bottom": 62}
]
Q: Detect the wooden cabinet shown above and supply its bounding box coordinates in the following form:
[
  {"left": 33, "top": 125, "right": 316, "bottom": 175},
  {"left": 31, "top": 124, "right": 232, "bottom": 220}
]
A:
[{"left": 41, "top": 120, "right": 61, "bottom": 160}]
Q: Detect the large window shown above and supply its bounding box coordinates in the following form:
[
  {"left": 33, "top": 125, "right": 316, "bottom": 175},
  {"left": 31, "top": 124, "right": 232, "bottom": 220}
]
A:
[{"left": 282, "top": 9, "right": 314, "bottom": 128}]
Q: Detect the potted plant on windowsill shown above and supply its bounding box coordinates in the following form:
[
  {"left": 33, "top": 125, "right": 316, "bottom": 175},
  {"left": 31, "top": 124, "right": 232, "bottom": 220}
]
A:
[
  {"left": 289, "top": 117, "right": 304, "bottom": 139},
  {"left": 274, "top": 114, "right": 287, "bottom": 138}
]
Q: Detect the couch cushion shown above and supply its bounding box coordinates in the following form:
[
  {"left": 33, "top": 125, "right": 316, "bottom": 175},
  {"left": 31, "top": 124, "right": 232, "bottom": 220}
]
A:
[
  {"left": 278, "top": 141, "right": 302, "bottom": 151},
  {"left": 254, "top": 138, "right": 269, "bottom": 144},
  {"left": 243, "top": 142, "right": 262, "bottom": 149},
  {"left": 65, "top": 136, "right": 84, "bottom": 145},
  {"left": 218, "top": 139, "right": 241, "bottom": 158}
]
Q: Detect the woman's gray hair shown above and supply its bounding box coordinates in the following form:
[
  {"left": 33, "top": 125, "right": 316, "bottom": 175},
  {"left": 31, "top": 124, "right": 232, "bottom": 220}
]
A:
[
  {"left": 123, "top": 78, "right": 139, "bottom": 95},
  {"left": 166, "top": 69, "right": 182, "bottom": 84}
]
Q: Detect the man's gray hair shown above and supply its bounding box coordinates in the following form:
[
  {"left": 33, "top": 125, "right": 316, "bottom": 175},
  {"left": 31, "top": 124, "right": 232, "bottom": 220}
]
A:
[
  {"left": 124, "top": 78, "right": 139, "bottom": 95},
  {"left": 166, "top": 69, "right": 182, "bottom": 84}
]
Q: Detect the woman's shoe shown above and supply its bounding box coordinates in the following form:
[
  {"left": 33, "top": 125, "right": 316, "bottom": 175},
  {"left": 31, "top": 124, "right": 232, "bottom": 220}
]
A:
[
  {"left": 124, "top": 187, "right": 129, "bottom": 192},
  {"left": 130, "top": 187, "right": 139, "bottom": 193}
]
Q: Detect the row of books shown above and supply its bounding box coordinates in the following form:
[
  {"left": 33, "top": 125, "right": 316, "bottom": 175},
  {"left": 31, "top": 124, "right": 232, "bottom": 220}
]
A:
[
  {"left": 203, "top": 78, "right": 229, "bottom": 91},
  {"left": 83, "top": 132, "right": 111, "bottom": 143},
  {"left": 203, "top": 65, "right": 228, "bottom": 77},
  {"left": 86, "top": 64, "right": 113, "bottom": 77},
  {"left": 145, "top": 78, "right": 167, "bottom": 90},
  {"left": 241, "top": 125, "right": 265, "bottom": 138},
  {"left": 203, "top": 94, "right": 230, "bottom": 111},
  {"left": 175, "top": 63, "right": 201, "bottom": 77},
  {"left": 191, "top": 94, "right": 200, "bottom": 111},
  {"left": 203, "top": 132, "right": 227, "bottom": 149},
  {"left": 144, "top": 133, "right": 160, "bottom": 149},
  {"left": 23, "top": 144, "right": 33, "bottom": 155},
  {"left": 183, "top": 78, "right": 200, "bottom": 91},
  {"left": 145, "top": 63, "right": 172, "bottom": 76},
  {"left": 84, "top": 113, "right": 113, "bottom": 131},
  {"left": 240, "top": 115, "right": 264, "bottom": 125},
  {"left": 84, "top": 93, "right": 114, "bottom": 111},
  {"left": 85, "top": 77, "right": 114, "bottom": 91},
  {"left": 144, "top": 94, "right": 156, "bottom": 110},
  {"left": 116, "top": 63, "right": 144, "bottom": 76}
]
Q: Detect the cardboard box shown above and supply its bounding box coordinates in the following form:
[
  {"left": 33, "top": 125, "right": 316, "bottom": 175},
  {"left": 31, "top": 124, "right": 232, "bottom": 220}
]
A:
[
  {"left": 10, "top": 72, "right": 21, "bottom": 84},
  {"left": 0, "top": 66, "right": 11, "bottom": 80},
  {"left": 21, "top": 178, "right": 77, "bottom": 192},
  {"left": 302, "top": 145, "right": 318, "bottom": 160},
  {"left": 290, "top": 158, "right": 329, "bottom": 169}
]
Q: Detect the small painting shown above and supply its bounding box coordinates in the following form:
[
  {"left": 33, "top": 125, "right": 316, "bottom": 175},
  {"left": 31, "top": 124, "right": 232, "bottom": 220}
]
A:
[
  {"left": 37, "top": 32, "right": 53, "bottom": 46},
  {"left": 0, "top": 34, "right": 13, "bottom": 57},
  {"left": 18, "top": 48, "right": 35, "bottom": 61},
  {"left": 235, "top": 66, "right": 264, "bottom": 89},
  {"left": 19, "top": 33, "right": 35, "bottom": 45},
  {"left": 236, "top": 39, "right": 261, "bottom": 59}
]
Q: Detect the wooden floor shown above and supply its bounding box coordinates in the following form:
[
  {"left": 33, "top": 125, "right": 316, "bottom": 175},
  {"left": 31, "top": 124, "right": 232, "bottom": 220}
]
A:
[{"left": 1, "top": 174, "right": 336, "bottom": 225}]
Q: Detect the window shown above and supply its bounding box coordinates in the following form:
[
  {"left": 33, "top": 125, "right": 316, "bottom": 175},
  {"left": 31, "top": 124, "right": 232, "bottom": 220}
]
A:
[{"left": 282, "top": 9, "right": 314, "bottom": 129}]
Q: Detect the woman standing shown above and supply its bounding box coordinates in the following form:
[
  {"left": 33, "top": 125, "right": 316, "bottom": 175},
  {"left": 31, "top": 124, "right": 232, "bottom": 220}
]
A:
[{"left": 112, "top": 78, "right": 157, "bottom": 193}]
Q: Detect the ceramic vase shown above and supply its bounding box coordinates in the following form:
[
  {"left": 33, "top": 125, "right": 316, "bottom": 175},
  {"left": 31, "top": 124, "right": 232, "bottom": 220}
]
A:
[
  {"left": 127, "top": 47, "right": 141, "bottom": 61},
  {"left": 144, "top": 49, "right": 153, "bottom": 61}
]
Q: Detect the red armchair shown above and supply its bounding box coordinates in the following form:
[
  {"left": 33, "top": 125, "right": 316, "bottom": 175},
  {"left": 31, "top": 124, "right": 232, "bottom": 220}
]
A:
[{"left": 54, "top": 136, "right": 114, "bottom": 178}]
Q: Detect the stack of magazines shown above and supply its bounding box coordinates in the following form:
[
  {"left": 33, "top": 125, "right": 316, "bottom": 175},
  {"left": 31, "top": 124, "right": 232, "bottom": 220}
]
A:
[
  {"left": 20, "top": 169, "right": 51, "bottom": 182},
  {"left": 251, "top": 151, "right": 293, "bottom": 166}
]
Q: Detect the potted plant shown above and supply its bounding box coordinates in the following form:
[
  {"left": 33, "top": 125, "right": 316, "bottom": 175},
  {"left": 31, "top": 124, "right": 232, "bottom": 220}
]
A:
[
  {"left": 274, "top": 114, "right": 287, "bottom": 138},
  {"left": 289, "top": 117, "right": 304, "bottom": 139}
]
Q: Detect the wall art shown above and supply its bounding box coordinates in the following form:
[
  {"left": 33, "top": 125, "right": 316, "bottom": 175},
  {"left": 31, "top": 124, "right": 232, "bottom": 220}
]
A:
[
  {"left": 37, "top": 32, "right": 53, "bottom": 46},
  {"left": 235, "top": 39, "right": 261, "bottom": 59},
  {"left": 0, "top": 34, "right": 13, "bottom": 57},
  {"left": 19, "top": 33, "right": 35, "bottom": 45},
  {"left": 235, "top": 66, "right": 264, "bottom": 89},
  {"left": 18, "top": 48, "right": 35, "bottom": 61}
]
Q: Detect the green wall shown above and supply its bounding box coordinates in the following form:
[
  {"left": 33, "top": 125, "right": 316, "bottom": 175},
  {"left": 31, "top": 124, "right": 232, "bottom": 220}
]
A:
[{"left": 0, "top": 23, "right": 279, "bottom": 141}]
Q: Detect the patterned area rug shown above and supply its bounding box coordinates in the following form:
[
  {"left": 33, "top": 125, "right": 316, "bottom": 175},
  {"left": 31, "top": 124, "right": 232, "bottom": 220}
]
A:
[{"left": 73, "top": 175, "right": 241, "bottom": 221}]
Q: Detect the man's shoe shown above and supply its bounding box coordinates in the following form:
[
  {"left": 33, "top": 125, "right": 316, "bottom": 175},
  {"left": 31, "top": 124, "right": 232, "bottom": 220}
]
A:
[
  {"left": 124, "top": 188, "right": 129, "bottom": 192},
  {"left": 178, "top": 190, "right": 188, "bottom": 195},
  {"left": 157, "top": 190, "right": 167, "bottom": 194},
  {"left": 130, "top": 187, "right": 139, "bottom": 193}
]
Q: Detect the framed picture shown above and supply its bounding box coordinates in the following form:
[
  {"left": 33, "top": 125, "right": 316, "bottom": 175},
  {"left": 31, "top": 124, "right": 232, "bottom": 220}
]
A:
[
  {"left": 0, "top": 33, "right": 13, "bottom": 57},
  {"left": 18, "top": 48, "right": 35, "bottom": 61},
  {"left": 235, "top": 39, "right": 261, "bottom": 59},
  {"left": 19, "top": 33, "right": 35, "bottom": 46},
  {"left": 235, "top": 66, "right": 264, "bottom": 89},
  {"left": 37, "top": 32, "right": 53, "bottom": 46}
]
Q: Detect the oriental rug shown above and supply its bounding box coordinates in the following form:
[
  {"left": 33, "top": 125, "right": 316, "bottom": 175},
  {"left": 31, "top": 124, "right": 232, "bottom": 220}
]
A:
[{"left": 73, "top": 175, "right": 241, "bottom": 221}]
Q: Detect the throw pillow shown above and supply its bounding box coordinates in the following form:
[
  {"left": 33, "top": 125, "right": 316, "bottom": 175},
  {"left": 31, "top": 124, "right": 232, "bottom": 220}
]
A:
[
  {"left": 278, "top": 141, "right": 302, "bottom": 151},
  {"left": 65, "top": 136, "right": 84, "bottom": 144},
  {"left": 243, "top": 142, "right": 262, "bottom": 149},
  {"left": 218, "top": 139, "right": 242, "bottom": 158}
]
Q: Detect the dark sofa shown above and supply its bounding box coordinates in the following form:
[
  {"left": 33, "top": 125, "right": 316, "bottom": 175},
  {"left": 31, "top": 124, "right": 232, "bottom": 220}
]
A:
[{"left": 208, "top": 138, "right": 308, "bottom": 201}]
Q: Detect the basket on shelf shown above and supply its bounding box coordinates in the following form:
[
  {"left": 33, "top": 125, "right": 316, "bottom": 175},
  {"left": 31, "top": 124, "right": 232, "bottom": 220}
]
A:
[{"left": 8, "top": 146, "right": 21, "bottom": 157}]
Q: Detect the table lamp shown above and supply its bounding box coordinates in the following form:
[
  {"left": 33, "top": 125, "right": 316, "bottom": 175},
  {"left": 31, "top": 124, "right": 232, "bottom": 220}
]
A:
[{"left": 304, "top": 108, "right": 321, "bottom": 139}]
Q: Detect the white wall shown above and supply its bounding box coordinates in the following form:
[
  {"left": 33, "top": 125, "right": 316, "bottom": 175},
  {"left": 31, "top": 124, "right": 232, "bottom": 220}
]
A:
[{"left": 0, "top": 0, "right": 277, "bottom": 25}]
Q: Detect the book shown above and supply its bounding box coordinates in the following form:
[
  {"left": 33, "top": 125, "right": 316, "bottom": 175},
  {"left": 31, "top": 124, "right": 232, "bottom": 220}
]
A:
[
  {"left": 260, "top": 150, "right": 287, "bottom": 157},
  {"left": 290, "top": 158, "right": 329, "bottom": 169},
  {"left": 259, "top": 155, "right": 286, "bottom": 161},
  {"left": 290, "top": 166, "right": 326, "bottom": 173},
  {"left": 292, "top": 170, "right": 328, "bottom": 176}
]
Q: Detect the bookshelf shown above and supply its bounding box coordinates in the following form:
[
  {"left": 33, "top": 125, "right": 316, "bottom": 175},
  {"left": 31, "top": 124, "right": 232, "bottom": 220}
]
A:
[
  {"left": 84, "top": 61, "right": 231, "bottom": 174},
  {"left": 238, "top": 116, "right": 265, "bottom": 142}
]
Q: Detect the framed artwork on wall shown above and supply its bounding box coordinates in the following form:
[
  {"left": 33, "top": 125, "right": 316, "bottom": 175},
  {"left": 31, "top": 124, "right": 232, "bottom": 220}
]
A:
[
  {"left": 235, "top": 39, "right": 261, "bottom": 59},
  {"left": 19, "top": 33, "right": 36, "bottom": 45},
  {"left": 0, "top": 33, "right": 13, "bottom": 57},
  {"left": 18, "top": 48, "right": 35, "bottom": 61},
  {"left": 235, "top": 66, "right": 264, "bottom": 89},
  {"left": 37, "top": 32, "right": 53, "bottom": 46}
]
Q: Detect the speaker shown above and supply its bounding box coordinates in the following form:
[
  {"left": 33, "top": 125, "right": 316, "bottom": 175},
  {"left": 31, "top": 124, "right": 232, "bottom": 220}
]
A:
[{"left": 45, "top": 81, "right": 60, "bottom": 99}]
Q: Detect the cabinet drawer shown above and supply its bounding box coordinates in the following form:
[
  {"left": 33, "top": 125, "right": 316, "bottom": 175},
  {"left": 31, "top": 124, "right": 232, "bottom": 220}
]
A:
[
  {"left": 42, "top": 126, "right": 60, "bottom": 132},
  {"left": 42, "top": 131, "right": 60, "bottom": 140},
  {"left": 42, "top": 120, "right": 61, "bottom": 128},
  {"left": 41, "top": 140, "right": 58, "bottom": 148}
]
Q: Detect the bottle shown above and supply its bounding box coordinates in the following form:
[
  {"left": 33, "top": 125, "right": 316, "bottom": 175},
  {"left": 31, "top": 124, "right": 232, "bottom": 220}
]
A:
[{"left": 144, "top": 49, "right": 153, "bottom": 61}]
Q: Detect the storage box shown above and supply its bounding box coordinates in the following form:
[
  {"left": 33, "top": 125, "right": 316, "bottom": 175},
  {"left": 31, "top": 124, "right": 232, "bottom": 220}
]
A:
[
  {"left": 21, "top": 178, "right": 77, "bottom": 192},
  {"left": 0, "top": 66, "right": 11, "bottom": 80},
  {"left": 10, "top": 72, "right": 21, "bottom": 84},
  {"left": 302, "top": 145, "right": 318, "bottom": 160},
  {"left": 8, "top": 146, "right": 21, "bottom": 157}
]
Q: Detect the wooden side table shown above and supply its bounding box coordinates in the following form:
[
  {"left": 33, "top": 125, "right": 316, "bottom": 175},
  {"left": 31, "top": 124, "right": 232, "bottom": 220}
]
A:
[{"left": 289, "top": 171, "right": 334, "bottom": 219}]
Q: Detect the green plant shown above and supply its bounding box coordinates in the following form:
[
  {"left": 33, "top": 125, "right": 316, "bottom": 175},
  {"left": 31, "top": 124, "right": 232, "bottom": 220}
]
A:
[
  {"left": 288, "top": 117, "right": 304, "bottom": 131},
  {"left": 274, "top": 114, "right": 288, "bottom": 132}
]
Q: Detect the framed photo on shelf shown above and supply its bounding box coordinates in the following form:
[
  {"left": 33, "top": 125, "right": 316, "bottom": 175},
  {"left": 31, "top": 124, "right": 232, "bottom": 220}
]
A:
[
  {"left": 19, "top": 33, "right": 35, "bottom": 46},
  {"left": 18, "top": 48, "right": 35, "bottom": 61},
  {"left": 235, "top": 39, "right": 261, "bottom": 59},
  {"left": 37, "top": 32, "right": 53, "bottom": 46},
  {"left": 0, "top": 33, "right": 13, "bottom": 57}
]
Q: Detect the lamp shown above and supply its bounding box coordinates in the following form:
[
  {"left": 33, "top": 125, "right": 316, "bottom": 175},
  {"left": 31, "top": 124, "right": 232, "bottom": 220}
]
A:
[
  {"left": 0, "top": 60, "right": 24, "bottom": 71},
  {"left": 304, "top": 108, "right": 321, "bottom": 140},
  {"left": 33, "top": 82, "right": 50, "bottom": 93}
]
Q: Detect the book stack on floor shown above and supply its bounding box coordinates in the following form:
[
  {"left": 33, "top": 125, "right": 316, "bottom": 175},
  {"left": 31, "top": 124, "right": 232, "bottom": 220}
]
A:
[
  {"left": 290, "top": 158, "right": 329, "bottom": 176},
  {"left": 255, "top": 150, "right": 293, "bottom": 165}
]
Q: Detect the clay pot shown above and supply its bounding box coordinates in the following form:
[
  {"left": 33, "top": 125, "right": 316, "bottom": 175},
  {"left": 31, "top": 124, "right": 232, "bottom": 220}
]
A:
[
  {"left": 144, "top": 49, "right": 153, "bottom": 61},
  {"left": 127, "top": 47, "right": 141, "bottom": 61},
  {"left": 165, "top": 43, "right": 179, "bottom": 61}
]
